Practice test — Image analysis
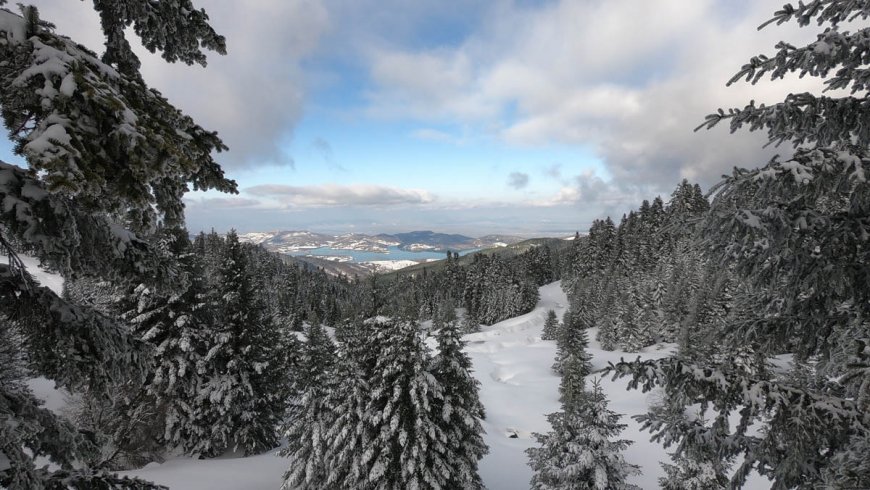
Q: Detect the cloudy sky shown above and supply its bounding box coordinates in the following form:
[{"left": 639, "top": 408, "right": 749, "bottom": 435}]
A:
[{"left": 6, "top": 0, "right": 824, "bottom": 236}]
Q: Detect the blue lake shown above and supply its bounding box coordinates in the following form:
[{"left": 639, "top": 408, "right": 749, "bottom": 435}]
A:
[{"left": 286, "top": 245, "right": 477, "bottom": 263}]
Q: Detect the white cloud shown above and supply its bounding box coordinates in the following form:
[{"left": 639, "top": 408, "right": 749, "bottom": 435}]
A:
[
  {"left": 532, "top": 171, "right": 642, "bottom": 209},
  {"left": 34, "top": 0, "right": 330, "bottom": 169},
  {"left": 186, "top": 197, "right": 262, "bottom": 208},
  {"left": 246, "top": 183, "right": 435, "bottom": 207},
  {"left": 360, "top": 0, "right": 827, "bottom": 192}
]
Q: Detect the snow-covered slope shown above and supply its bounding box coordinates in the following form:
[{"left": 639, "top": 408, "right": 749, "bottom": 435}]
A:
[
  {"left": 117, "top": 280, "right": 771, "bottom": 489},
  {"left": 465, "top": 281, "right": 564, "bottom": 489},
  {"left": 468, "top": 280, "right": 770, "bottom": 490},
  {"left": 467, "top": 281, "right": 680, "bottom": 489}
]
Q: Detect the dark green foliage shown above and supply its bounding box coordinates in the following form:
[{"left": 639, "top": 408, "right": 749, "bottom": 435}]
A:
[
  {"left": 111, "top": 230, "right": 214, "bottom": 458},
  {"left": 92, "top": 0, "right": 226, "bottom": 76},
  {"left": 283, "top": 316, "right": 488, "bottom": 489},
  {"left": 527, "top": 380, "right": 639, "bottom": 490},
  {"left": 195, "top": 230, "right": 285, "bottom": 456},
  {"left": 322, "top": 351, "right": 372, "bottom": 489},
  {"left": 563, "top": 183, "right": 707, "bottom": 352},
  {"left": 629, "top": 3, "right": 870, "bottom": 486},
  {"left": 280, "top": 324, "right": 337, "bottom": 489},
  {"left": 0, "top": 1, "right": 230, "bottom": 485},
  {"left": 0, "top": 318, "right": 164, "bottom": 489},
  {"left": 552, "top": 311, "right": 592, "bottom": 381},
  {"left": 431, "top": 319, "right": 488, "bottom": 489},
  {"left": 375, "top": 245, "right": 552, "bottom": 327},
  {"left": 356, "top": 319, "right": 450, "bottom": 488},
  {"left": 0, "top": 6, "right": 234, "bottom": 236},
  {"left": 608, "top": 355, "right": 868, "bottom": 489},
  {"left": 541, "top": 309, "right": 559, "bottom": 341},
  {"left": 463, "top": 253, "right": 540, "bottom": 325}
]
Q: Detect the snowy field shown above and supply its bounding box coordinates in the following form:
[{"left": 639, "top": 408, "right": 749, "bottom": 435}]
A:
[
  {"left": 17, "top": 268, "right": 772, "bottom": 489},
  {"left": 466, "top": 281, "right": 681, "bottom": 489}
]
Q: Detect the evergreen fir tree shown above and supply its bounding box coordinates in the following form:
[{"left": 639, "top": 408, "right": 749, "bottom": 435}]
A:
[
  {"left": 527, "top": 379, "right": 640, "bottom": 490},
  {"left": 609, "top": 2, "right": 870, "bottom": 487},
  {"left": 0, "top": 0, "right": 231, "bottom": 485},
  {"left": 462, "top": 310, "right": 482, "bottom": 334},
  {"left": 323, "top": 349, "right": 373, "bottom": 489},
  {"left": 344, "top": 318, "right": 450, "bottom": 489},
  {"left": 552, "top": 317, "right": 592, "bottom": 379},
  {"left": 197, "top": 230, "right": 285, "bottom": 456},
  {"left": 112, "top": 229, "right": 218, "bottom": 458},
  {"left": 541, "top": 309, "right": 560, "bottom": 341},
  {"left": 280, "top": 323, "right": 337, "bottom": 489},
  {"left": 659, "top": 453, "right": 727, "bottom": 490},
  {"left": 431, "top": 318, "right": 488, "bottom": 489}
]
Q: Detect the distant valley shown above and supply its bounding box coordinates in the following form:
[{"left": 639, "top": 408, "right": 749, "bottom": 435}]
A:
[
  {"left": 238, "top": 230, "right": 525, "bottom": 254},
  {"left": 238, "top": 230, "right": 529, "bottom": 275}
]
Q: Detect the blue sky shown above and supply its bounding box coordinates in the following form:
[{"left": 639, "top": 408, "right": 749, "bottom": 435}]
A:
[{"left": 9, "top": 0, "right": 821, "bottom": 236}]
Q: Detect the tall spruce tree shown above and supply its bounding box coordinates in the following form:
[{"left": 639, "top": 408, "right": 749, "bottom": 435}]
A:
[
  {"left": 334, "top": 318, "right": 450, "bottom": 489},
  {"left": 527, "top": 379, "right": 640, "bottom": 490},
  {"left": 553, "top": 307, "right": 592, "bottom": 378},
  {"left": 541, "top": 309, "right": 560, "bottom": 341},
  {"left": 280, "top": 323, "right": 337, "bottom": 489},
  {"left": 0, "top": 0, "right": 231, "bottom": 486},
  {"left": 431, "top": 317, "right": 488, "bottom": 489},
  {"left": 197, "top": 231, "right": 284, "bottom": 456},
  {"left": 323, "top": 347, "right": 373, "bottom": 489},
  {"left": 611, "top": 2, "right": 870, "bottom": 488},
  {"left": 116, "top": 229, "right": 218, "bottom": 457}
]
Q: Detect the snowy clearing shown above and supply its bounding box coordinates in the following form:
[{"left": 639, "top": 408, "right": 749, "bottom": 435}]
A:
[{"left": 78, "top": 280, "right": 768, "bottom": 488}]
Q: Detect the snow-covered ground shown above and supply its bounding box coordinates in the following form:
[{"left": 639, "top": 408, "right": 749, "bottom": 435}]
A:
[
  {"left": 467, "top": 281, "right": 681, "bottom": 489},
  {"left": 18, "top": 277, "right": 771, "bottom": 489},
  {"left": 466, "top": 280, "right": 770, "bottom": 489},
  {"left": 124, "top": 451, "right": 289, "bottom": 490},
  {"left": 361, "top": 259, "right": 420, "bottom": 271}
]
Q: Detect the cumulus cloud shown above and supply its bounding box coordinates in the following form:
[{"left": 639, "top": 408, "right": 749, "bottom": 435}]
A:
[
  {"left": 533, "top": 171, "right": 640, "bottom": 209},
  {"left": 246, "top": 184, "right": 435, "bottom": 207},
  {"left": 36, "top": 0, "right": 330, "bottom": 169},
  {"left": 507, "top": 172, "right": 529, "bottom": 189},
  {"left": 360, "top": 0, "right": 823, "bottom": 193},
  {"left": 186, "top": 197, "right": 262, "bottom": 208}
]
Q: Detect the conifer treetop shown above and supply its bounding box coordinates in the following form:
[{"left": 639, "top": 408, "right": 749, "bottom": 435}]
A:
[
  {"left": 0, "top": 3, "right": 235, "bottom": 239},
  {"left": 697, "top": 0, "right": 870, "bottom": 149}
]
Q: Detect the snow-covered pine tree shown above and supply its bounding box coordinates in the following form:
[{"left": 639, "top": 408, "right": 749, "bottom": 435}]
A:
[
  {"left": 527, "top": 379, "right": 640, "bottom": 490},
  {"left": 0, "top": 0, "right": 232, "bottom": 486},
  {"left": 280, "top": 323, "right": 337, "bottom": 489},
  {"left": 557, "top": 339, "right": 592, "bottom": 409},
  {"left": 431, "top": 317, "right": 488, "bottom": 489},
  {"left": 111, "top": 228, "right": 216, "bottom": 459},
  {"left": 323, "top": 346, "right": 373, "bottom": 489},
  {"left": 351, "top": 318, "right": 449, "bottom": 489},
  {"left": 659, "top": 452, "right": 727, "bottom": 490},
  {"left": 552, "top": 314, "right": 592, "bottom": 378},
  {"left": 462, "top": 310, "right": 482, "bottom": 334},
  {"left": 617, "top": 292, "right": 648, "bottom": 353},
  {"left": 541, "top": 309, "right": 560, "bottom": 341},
  {"left": 197, "top": 230, "right": 285, "bottom": 456},
  {"left": 647, "top": 396, "right": 729, "bottom": 490},
  {"left": 610, "top": 2, "right": 870, "bottom": 488}
]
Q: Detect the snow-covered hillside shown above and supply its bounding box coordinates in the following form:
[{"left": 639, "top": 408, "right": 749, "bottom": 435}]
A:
[
  {"left": 106, "top": 280, "right": 772, "bottom": 488},
  {"left": 466, "top": 281, "right": 682, "bottom": 489}
]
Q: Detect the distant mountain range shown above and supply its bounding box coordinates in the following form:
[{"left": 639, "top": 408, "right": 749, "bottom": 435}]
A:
[{"left": 238, "top": 230, "right": 525, "bottom": 255}]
